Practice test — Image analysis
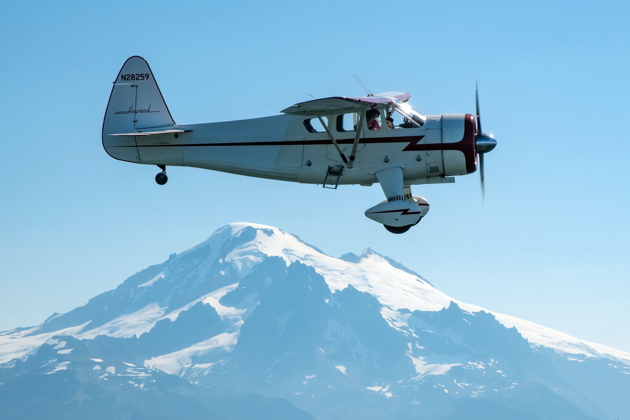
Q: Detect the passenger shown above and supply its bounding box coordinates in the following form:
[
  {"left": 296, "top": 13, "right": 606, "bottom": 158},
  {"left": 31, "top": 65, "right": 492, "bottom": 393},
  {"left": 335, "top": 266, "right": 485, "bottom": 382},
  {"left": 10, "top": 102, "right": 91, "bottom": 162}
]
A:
[{"left": 366, "top": 109, "right": 381, "bottom": 130}]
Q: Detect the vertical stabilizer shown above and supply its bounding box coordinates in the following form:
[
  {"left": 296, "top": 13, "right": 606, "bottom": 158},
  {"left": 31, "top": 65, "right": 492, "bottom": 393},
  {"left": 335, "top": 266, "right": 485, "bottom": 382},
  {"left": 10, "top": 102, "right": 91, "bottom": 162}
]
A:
[{"left": 102, "top": 56, "right": 176, "bottom": 162}]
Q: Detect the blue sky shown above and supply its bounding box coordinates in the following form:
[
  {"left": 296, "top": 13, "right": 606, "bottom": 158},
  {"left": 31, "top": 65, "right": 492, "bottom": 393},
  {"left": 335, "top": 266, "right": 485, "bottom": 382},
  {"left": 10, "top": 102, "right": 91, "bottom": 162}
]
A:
[{"left": 1, "top": 0, "right": 629, "bottom": 352}]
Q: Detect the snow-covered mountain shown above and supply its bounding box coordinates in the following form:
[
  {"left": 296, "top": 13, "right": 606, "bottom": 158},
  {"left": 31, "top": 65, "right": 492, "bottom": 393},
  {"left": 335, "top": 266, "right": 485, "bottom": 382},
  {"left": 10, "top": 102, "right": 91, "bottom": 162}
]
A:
[{"left": 2, "top": 223, "right": 629, "bottom": 420}]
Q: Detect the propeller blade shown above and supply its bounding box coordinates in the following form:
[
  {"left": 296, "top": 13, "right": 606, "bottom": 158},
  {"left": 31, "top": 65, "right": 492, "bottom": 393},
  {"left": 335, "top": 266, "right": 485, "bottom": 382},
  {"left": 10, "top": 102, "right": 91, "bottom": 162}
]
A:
[
  {"left": 476, "top": 82, "right": 482, "bottom": 136},
  {"left": 479, "top": 152, "right": 485, "bottom": 202}
]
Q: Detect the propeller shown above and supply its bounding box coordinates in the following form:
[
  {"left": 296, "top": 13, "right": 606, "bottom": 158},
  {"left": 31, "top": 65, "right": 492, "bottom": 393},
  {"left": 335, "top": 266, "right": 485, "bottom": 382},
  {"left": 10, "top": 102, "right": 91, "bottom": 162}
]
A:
[{"left": 474, "top": 83, "right": 497, "bottom": 201}]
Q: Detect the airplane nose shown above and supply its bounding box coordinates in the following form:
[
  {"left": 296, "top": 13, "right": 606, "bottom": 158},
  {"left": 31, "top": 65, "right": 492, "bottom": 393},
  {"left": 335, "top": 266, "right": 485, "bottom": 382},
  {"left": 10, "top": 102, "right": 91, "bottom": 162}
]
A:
[{"left": 476, "top": 133, "right": 497, "bottom": 154}]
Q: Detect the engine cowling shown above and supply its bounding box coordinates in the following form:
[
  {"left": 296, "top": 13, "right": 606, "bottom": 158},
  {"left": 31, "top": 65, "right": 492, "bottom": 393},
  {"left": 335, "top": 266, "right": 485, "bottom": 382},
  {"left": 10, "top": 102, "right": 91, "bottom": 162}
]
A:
[
  {"left": 364, "top": 196, "right": 430, "bottom": 234},
  {"left": 440, "top": 114, "right": 477, "bottom": 177}
]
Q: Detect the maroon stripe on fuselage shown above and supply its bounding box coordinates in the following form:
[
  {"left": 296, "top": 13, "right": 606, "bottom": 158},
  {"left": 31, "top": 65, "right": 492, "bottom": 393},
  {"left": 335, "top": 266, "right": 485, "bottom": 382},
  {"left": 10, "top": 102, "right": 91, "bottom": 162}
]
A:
[{"left": 127, "top": 137, "right": 425, "bottom": 148}]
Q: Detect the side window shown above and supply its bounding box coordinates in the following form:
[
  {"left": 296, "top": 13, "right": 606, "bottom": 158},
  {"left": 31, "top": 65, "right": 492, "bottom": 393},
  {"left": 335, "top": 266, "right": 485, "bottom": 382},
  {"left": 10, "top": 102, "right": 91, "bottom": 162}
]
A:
[
  {"left": 336, "top": 113, "right": 357, "bottom": 132},
  {"left": 304, "top": 118, "right": 326, "bottom": 133}
]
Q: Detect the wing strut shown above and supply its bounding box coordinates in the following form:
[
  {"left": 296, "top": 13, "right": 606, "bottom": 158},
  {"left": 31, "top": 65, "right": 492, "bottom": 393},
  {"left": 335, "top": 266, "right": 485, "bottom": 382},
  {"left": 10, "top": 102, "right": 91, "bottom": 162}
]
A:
[
  {"left": 346, "top": 112, "right": 365, "bottom": 169},
  {"left": 317, "top": 116, "right": 348, "bottom": 164}
]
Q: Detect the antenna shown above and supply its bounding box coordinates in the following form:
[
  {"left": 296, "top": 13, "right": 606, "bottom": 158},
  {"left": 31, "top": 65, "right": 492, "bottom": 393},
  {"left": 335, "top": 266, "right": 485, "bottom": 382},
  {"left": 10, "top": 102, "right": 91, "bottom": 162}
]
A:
[{"left": 352, "top": 74, "right": 373, "bottom": 97}]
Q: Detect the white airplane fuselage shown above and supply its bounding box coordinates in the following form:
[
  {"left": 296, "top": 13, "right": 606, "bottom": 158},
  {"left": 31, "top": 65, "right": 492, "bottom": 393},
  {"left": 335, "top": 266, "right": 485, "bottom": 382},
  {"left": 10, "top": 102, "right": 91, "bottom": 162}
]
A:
[{"left": 104, "top": 113, "right": 477, "bottom": 186}]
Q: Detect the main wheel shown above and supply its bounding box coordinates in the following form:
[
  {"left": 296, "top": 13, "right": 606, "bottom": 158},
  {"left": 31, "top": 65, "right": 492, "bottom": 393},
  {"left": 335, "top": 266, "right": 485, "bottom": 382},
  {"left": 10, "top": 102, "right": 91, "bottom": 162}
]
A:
[
  {"left": 155, "top": 173, "right": 168, "bottom": 185},
  {"left": 384, "top": 224, "right": 412, "bottom": 234}
]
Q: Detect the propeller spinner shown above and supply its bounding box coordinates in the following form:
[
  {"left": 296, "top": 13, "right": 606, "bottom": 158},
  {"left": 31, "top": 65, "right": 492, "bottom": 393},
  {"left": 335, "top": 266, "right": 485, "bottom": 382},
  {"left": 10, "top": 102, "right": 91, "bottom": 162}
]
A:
[{"left": 474, "top": 84, "right": 497, "bottom": 200}]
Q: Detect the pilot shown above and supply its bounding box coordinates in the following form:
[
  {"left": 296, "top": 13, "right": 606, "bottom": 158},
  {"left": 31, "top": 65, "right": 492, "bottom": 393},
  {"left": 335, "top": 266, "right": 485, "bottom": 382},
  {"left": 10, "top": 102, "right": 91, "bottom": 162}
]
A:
[
  {"left": 366, "top": 109, "right": 381, "bottom": 130},
  {"left": 386, "top": 116, "right": 395, "bottom": 129}
]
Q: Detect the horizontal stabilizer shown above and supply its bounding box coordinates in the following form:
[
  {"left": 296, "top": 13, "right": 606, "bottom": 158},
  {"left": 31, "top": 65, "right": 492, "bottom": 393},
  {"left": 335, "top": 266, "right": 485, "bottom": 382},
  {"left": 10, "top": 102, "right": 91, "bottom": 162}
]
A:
[{"left": 108, "top": 129, "right": 192, "bottom": 137}]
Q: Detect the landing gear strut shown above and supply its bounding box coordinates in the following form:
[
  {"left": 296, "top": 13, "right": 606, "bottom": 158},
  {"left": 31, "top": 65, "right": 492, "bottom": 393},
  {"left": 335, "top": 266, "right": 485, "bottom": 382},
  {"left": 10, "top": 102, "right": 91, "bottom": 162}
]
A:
[{"left": 155, "top": 165, "right": 168, "bottom": 185}]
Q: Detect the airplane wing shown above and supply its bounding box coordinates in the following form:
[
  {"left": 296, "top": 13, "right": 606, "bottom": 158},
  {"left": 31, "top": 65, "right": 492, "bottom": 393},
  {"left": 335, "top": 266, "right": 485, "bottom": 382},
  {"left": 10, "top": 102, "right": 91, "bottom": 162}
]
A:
[{"left": 281, "top": 91, "right": 410, "bottom": 115}]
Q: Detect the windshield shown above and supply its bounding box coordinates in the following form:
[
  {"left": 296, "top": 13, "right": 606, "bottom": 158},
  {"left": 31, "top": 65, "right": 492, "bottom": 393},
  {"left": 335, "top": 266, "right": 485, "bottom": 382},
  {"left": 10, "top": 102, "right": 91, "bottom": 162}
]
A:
[{"left": 391, "top": 101, "right": 426, "bottom": 128}]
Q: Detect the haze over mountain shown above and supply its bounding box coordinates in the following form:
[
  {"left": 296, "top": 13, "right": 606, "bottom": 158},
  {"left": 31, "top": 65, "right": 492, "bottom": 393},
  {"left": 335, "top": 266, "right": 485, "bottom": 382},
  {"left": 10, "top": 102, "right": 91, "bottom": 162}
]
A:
[{"left": 1, "top": 223, "right": 628, "bottom": 420}]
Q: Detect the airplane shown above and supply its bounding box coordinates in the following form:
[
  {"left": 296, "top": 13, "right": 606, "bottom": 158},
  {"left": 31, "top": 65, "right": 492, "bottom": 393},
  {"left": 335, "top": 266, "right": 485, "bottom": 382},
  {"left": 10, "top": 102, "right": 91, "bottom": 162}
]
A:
[{"left": 102, "top": 56, "right": 497, "bottom": 234}]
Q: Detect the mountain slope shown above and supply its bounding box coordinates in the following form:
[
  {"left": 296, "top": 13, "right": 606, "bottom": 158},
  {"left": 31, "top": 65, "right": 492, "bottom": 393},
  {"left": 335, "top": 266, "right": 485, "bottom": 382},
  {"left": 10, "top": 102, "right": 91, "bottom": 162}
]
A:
[
  {"left": 1, "top": 223, "right": 628, "bottom": 420},
  {"left": 0, "top": 335, "right": 314, "bottom": 420}
]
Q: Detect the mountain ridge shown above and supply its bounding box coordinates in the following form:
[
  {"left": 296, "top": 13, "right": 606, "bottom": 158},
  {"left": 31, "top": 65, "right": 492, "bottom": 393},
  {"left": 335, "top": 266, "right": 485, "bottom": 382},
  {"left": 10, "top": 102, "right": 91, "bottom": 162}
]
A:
[{"left": 1, "top": 222, "right": 628, "bottom": 420}]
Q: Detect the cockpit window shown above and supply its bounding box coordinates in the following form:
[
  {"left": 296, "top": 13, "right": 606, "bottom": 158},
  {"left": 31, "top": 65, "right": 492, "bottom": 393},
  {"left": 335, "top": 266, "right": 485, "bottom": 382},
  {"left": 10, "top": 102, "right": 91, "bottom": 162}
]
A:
[
  {"left": 304, "top": 118, "right": 326, "bottom": 133},
  {"left": 336, "top": 113, "right": 357, "bottom": 132}
]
